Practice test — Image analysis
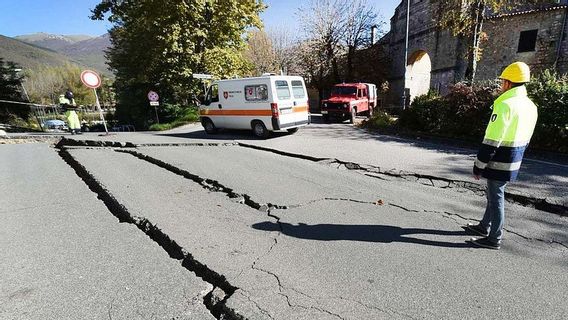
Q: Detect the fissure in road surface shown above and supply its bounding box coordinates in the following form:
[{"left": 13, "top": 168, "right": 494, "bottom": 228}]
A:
[
  {"left": 237, "top": 143, "right": 568, "bottom": 217},
  {"left": 57, "top": 137, "right": 568, "bottom": 216},
  {"left": 55, "top": 138, "right": 567, "bottom": 249},
  {"left": 57, "top": 147, "right": 242, "bottom": 320},
  {"left": 118, "top": 148, "right": 567, "bottom": 250}
]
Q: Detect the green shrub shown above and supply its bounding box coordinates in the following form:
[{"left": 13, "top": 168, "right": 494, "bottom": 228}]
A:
[
  {"left": 365, "top": 111, "right": 396, "bottom": 129},
  {"left": 398, "top": 90, "right": 445, "bottom": 132},
  {"left": 441, "top": 81, "right": 497, "bottom": 138},
  {"left": 148, "top": 106, "right": 199, "bottom": 131},
  {"left": 399, "top": 83, "right": 497, "bottom": 140},
  {"left": 397, "top": 71, "right": 567, "bottom": 152},
  {"left": 526, "top": 70, "right": 568, "bottom": 152}
]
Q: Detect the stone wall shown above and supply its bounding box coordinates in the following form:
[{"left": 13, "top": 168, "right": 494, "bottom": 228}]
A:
[
  {"left": 478, "top": 8, "right": 568, "bottom": 80},
  {"left": 379, "top": 0, "right": 568, "bottom": 108},
  {"left": 382, "top": 0, "right": 464, "bottom": 107}
]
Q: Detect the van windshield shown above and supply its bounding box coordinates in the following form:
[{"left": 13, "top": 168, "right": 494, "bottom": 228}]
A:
[{"left": 331, "top": 86, "right": 357, "bottom": 96}]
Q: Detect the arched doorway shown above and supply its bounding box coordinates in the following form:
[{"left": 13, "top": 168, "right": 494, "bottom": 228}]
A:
[{"left": 406, "top": 50, "right": 432, "bottom": 102}]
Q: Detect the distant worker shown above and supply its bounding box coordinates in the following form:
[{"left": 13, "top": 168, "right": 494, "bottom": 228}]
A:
[
  {"left": 59, "top": 89, "right": 81, "bottom": 134},
  {"left": 466, "top": 62, "right": 538, "bottom": 250}
]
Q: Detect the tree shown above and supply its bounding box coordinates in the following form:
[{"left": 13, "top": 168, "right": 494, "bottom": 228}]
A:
[
  {"left": 298, "top": 0, "right": 380, "bottom": 83},
  {"left": 244, "top": 29, "right": 277, "bottom": 76},
  {"left": 343, "top": 0, "right": 379, "bottom": 81},
  {"left": 91, "top": 0, "right": 265, "bottom": 127},
  {"left": 25, "top": 64, "right": 97, "bottom": 106},
  {"left": 298, "top": 0, "right": 348, "bottom": 83},
  {"left": 0, "top": 58, "right": 29, "bottom": 122},
  {"left": 433, "top": 0, "right": 551, "bottom": 82},
  {"left": 268, "top": 26, "right": 297, "bottom": 75}
]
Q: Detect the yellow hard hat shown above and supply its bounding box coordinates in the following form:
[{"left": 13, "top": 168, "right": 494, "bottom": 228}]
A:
[{"left": 499, "top": 62, "right": 530, "bottom": 83}]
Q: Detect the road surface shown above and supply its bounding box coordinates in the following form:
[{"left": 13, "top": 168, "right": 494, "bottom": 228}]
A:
[{"left": 2, "top": 121, "right": 567, "bottom": 319}]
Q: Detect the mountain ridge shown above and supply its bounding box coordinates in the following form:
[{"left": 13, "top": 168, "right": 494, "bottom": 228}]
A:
[{"left": 7, "top": 32, "right": 111, "bottom": 76}]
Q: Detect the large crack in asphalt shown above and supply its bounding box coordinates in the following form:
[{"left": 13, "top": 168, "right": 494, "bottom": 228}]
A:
[
  {"left": 54, "top": 139, "right": 568, "bottom": 318},
  {"left": 115, "top": 148, "right": 567, "bottom": 313},
  {"left": 57, "top": 147, "right": 241, "bottom": 320},
  {"left": 60, "top": 138, "right": 568, "bottom": 251},
  {"left": 56, "top": 138, "right": 568, "bottom": 216},
  {"left": 237, "top": 142, "right": 568, "bottom": 217}
]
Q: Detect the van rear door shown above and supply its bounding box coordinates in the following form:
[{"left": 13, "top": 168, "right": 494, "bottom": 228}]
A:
[
  {"left": 273, "top": 79, "right": 294, "bottom": 129},
  {"left": 277, "top": 79, "right": 309, "bottom": 129}
]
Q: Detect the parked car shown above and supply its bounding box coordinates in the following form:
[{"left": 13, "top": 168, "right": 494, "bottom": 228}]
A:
[
  {"left": 200, "top": 75, "right": 310, "bottom": 138},
  {"left": 43, "top": 119, "right": 68, "bottom": 131},
  {"left": 320, "top": 83, "right": 377, "bottom": 123}
]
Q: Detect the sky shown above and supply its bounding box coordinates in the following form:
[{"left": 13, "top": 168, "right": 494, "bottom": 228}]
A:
[{"left": 0, "top": 0, "right": 400, "bottom": 37}]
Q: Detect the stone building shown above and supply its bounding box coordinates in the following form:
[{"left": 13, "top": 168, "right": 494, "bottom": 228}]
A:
[{"left": 379, "top": 0, "right": 568, "bottom": 108}]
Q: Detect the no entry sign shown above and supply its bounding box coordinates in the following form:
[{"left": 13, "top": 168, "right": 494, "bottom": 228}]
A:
[
  {"left": 80, "top": 70, "right": 102, "bottom": 89},
  {"left": 147, "top": 91, "right": 159, "bottom": 102}
]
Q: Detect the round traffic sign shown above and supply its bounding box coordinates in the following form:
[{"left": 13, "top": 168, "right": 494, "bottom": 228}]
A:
[
  {"left": 80, "top": 70, "right": 102, "bottom": 89},
  {"left": 147, "top": 91, "right": 159, "bottom": 102}
]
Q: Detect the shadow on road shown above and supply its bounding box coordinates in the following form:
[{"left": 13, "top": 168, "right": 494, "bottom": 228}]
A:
[
  {"left": 252, "top": 221, "right": 471, "bottom": 248},
  {"left": 156, "top": 128, "right": 292, "bottom": 141}
]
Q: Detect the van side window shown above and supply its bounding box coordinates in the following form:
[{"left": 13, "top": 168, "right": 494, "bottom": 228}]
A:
[
  {"left": 291, "top": 80, "right": 306, "bottom": 99},
  {"left": 245, "top": 85, "right": 268, "bottom": 101},
  {"left": 275, "top": 80, "right": 291, "bottom": 100},
  {"left": 211, "top": 84, "right": 219, "bottom": 103}
]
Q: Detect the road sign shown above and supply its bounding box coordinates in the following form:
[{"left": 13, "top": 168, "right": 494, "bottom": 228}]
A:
[
  {"left": 147, "top": 91, "right": 159, "bottom": 102},
  {"left": 80, "top": 70, "right": 102, "bottom": 89},
  {"left": 193, "top": 73, "right": 213, "bottom": 80},
  {"left": 150, "top": 101, "right": 160, "bottom": 106}
]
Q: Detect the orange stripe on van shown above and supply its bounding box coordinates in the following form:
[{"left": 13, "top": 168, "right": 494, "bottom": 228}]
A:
[
  {"left": 200, "top": 109, "right": 273, "bottom": 116},
  {"left": 200, "top": 106, "right": 309, "bottom": 117}
]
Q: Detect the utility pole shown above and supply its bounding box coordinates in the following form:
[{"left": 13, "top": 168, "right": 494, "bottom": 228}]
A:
[{"left": 402, "top": 0, "right": 411, "bottom": 110}]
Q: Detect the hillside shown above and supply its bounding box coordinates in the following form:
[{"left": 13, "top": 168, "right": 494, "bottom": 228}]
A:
[
  {"left": 3, "top": 33, "right": 112, "bottom": 76},
  {"left": 15, "top": 33, "right": 94, "bottom": 51},
  {"left": 0, "top": 34, "right": 77, "bottom": 70},
  {"left": 61, "top": 34, "right": 111, "bottom": 74}
]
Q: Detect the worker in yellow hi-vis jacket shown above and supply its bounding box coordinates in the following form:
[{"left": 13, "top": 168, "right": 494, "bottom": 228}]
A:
[
  {"left": 465, "top": 62, "right": 538, "bottom": 250},
  {"left": 59, "top": 90, "right": 81, "bottom": 134}
]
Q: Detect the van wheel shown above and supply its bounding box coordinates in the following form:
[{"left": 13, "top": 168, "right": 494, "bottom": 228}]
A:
[
  {"left": 202, "top": 118, "right": 217, "bottom": 134},
  {"left": 252, "top": 121, "right": 270, "bottom": 138},
  {"left": 349, "top": 108, "right": 357, "bottom": 124},
  {"left": 287, "top": 128, "right": 299, "bottom": 134},
  {"left": 322, "top": 114, "right": 330, "bottom": 123}
]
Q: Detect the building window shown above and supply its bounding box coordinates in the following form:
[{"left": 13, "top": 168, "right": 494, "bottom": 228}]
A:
[{"left": 518, "top": 30, "right": 538, "bottom": 53}]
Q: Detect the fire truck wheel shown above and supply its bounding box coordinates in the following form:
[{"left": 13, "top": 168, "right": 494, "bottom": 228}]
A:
[
  {"left": 350, "top": 108, "right": 357, "bottom": 124},
  {"left": 252, "top": 120, "right": 270, "bottom": 138},
  {"left": 202, "top": 118, "right": 217, "bottom": 134}
]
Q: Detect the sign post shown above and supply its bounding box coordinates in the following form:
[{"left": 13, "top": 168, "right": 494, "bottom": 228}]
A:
[
  {"left": 147, "top": 91, "right": 160, "bottom": 124},
  {"left": 80, "top": 70, "right": 108, "bottom": 134}
]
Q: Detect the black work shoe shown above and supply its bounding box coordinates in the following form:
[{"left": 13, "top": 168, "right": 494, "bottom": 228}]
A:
[
  {"left": 468, "top": 237, "right": 501, "bottom": 250},
  {"left": 463, "top": 223, "right": 489, "bottom": 237}
]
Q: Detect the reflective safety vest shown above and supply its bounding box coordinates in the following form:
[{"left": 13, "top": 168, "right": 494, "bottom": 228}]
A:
[
  {"left": 474, "top": 86, "right": 538, "bottom": 181},
  {"left": 58, "top": 94, "right": 76, "bottom": 107}
]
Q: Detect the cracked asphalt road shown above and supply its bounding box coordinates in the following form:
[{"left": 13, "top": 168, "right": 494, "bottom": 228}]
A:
[
  {"left": 0, "top": 144, "right": 214, "bottom": 320},
  {"left": 2, "top": 123, "right": 568, "bottom": 319}
]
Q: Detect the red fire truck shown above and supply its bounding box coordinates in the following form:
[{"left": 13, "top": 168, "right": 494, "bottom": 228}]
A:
[{"left": 320, "top": 83, "right": 377, "bottom": 123}]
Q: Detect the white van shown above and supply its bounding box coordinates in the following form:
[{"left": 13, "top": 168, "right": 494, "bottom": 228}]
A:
[{"left": 199, "top": 75, "right": 310, "bottom": 138}]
